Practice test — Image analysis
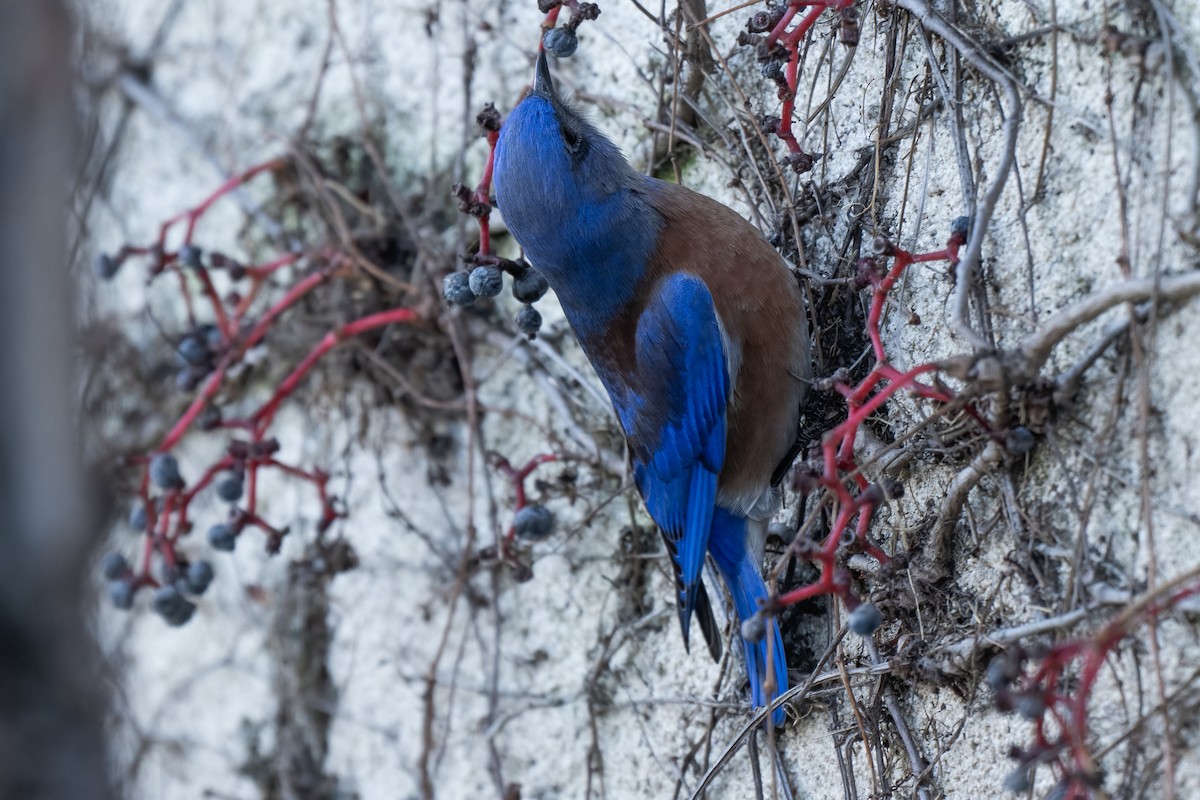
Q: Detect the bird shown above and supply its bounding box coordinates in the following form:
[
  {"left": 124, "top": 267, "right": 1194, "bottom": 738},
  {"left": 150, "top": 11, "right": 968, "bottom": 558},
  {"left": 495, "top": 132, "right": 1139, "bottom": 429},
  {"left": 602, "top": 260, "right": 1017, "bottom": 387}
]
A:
[{"left": 493, "top": 50, "right": 809, "bottom": 722}]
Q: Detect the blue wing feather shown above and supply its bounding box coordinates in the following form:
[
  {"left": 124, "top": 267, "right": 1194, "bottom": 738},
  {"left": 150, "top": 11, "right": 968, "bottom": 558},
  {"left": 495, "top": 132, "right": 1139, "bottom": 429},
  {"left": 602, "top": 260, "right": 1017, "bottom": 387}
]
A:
[{"left": 617, "top": 274, "right": 729, "bottom": 647}]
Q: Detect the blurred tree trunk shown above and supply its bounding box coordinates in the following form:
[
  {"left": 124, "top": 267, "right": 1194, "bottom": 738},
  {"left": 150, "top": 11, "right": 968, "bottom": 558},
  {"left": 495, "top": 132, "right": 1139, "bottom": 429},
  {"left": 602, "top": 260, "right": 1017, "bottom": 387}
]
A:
[{"left": 0, "top": 2, "right": 113, "bottom": 799}]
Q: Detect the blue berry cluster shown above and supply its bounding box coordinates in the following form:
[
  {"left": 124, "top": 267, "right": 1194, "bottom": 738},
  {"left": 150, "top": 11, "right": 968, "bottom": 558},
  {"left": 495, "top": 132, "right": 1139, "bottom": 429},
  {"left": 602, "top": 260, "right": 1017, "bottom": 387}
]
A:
[
  {"left": 174, "top": 322, "right": 224, "bottom": 392},
  {"left": 93, "top": 243, "right": 252, "bottom": 392},
  {"left": 108, "top": 438, "right": 279, "bottom": 619},
  {"left": 102, "top": 553, "right": 135, "bottom": 610},
  {"left": 443, "top": 260, "right": 549, "bottom": 339},
  {"left": 101, "top": 549, "right": 216, "bottom": 626}
]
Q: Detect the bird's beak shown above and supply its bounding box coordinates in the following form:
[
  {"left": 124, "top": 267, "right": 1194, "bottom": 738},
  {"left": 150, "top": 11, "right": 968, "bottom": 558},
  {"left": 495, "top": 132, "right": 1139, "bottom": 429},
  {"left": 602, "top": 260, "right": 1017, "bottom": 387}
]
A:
[{"left": 534, "top": 48, "right": 556, "bottom": 98}]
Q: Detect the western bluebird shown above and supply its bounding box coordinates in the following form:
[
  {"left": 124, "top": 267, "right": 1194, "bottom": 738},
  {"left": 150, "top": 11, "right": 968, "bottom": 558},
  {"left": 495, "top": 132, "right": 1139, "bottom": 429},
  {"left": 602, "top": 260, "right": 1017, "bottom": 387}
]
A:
[{"left": 493, "top": 51, "right": 809, "bottom": 722}]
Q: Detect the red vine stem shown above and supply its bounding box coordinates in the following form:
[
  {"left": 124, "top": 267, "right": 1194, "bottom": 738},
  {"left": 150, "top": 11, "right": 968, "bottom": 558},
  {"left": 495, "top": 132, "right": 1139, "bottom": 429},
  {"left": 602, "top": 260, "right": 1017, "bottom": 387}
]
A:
[
  {"left": 251, "top": 307, "right": 420, "bottom": 435},
  {"left": 157, "top": 157, "right": 286, "bottom": 248}
]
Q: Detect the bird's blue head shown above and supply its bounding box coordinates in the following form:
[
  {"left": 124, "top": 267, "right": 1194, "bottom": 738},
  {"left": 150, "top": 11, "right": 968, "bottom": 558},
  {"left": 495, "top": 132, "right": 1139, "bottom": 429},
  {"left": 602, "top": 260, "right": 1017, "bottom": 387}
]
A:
[{"left": 494, "top": 51, "right": 659, "bottom": 323}]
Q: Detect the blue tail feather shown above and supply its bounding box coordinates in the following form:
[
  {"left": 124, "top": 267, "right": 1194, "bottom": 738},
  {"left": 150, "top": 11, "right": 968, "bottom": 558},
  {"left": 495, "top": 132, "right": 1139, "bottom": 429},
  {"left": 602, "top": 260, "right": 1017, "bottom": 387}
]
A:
[{"left": 708, "top": 508, "right": 789, "bottom": 725}]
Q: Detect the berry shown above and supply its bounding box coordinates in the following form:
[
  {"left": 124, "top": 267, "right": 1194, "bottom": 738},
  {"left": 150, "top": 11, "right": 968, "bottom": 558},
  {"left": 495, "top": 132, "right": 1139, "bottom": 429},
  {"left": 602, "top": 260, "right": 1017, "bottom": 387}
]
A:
[
  {"left": 216, "top": 473, "right": 244, "bottom": 502},
  {"left": 951, "top": 215, "right": 971, "bottom": 239},
  {"left": 197, "top": 323, "right": 223, "bottom": 352},
  {"left": 443, "top": 271, "right": 477, "bottom": 306},
  {"left": 129, "top": 503, "right": 148, "bottom": 532},
  {"left": 1002, "top": 766, "right": 1031, "bottom": 793},
  {"left": 107, "top": 579, "right": 135, "bottom": 610},
  {"left": 543, "top": 27, "right": 579, "bottom": 57},
  {"left": 513, "top": 504, "right": 555, "bottom": 541},
  {"left": 515, "top": 305, "right": 542, "bottom": 337},
  {"left": 207, "top": 523, "right": 237, "bottom": 552},
  {"left": 468, "top": 265, "right": 504, "bottom": 299},
  {"left": 741, "top": 612, "right": 766, "bottom": 642},
  {"left": 185, "top": 560, "right": 215, "bottom": 595},
  {"left": 152, "top": 584, "right": 196, "bottom": 626},
  {"left": 178, "top": 244, "right": 204, "bottom": 269},
  {"left": 1005, "top": 426, "right": 1036, "bottom": 456},
  {"left": 847, "top": 603, "right": 883, "bottom": 636},
  {"left": 101, "top": 552, "right": 130, "bottom": 581},
  {"left": 858, "top": 483, "right": 886, "bottom": 506},
  {"left": 1015, "top": 692, "right": 1046, "bottom": 720},
  {"left": 178, "top": 335, "right": 210, "bottom": 367},
  {"left": 94, "top": 252, "right": 120, "bottom": 280},
  {"left": 512, "top": 269, "right": 549, "bottom": 303},
  {"left": 197, "top": 406, "right": 222, "bottom": 430},
  {"left": 175, "top": 368, "right": 203, "bottom": 393},
  {"left": 986, "top": 653, "right": 1020, "bottom": 690},
  {"left": 149, "top": 453, "right": 184, "bottom": 490},
  {"left": 1044, "top": 783, "right": 1068, "bottom": 800}
]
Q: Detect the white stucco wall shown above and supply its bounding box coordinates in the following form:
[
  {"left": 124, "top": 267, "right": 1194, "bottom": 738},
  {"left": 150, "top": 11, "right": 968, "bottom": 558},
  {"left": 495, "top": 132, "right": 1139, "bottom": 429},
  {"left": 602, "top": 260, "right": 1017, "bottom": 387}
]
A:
[{"left": 84, "top": 1, "right": 1200, "bottom": 798}]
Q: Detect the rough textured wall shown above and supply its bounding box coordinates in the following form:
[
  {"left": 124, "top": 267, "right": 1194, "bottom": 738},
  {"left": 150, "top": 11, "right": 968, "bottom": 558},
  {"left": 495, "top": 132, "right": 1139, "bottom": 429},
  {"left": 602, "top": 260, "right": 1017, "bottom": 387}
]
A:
[{"left": 79, "top": 0, "right": 1200, "bottom": 798}]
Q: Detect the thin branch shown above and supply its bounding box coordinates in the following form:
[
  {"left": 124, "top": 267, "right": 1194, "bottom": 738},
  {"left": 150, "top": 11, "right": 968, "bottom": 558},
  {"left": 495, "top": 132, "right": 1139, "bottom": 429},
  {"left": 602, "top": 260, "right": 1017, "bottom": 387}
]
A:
[
  {"left": 1017, "top": 272, "right": 1200, "bottom": 378},
  {"left": 894, "top": 0, "right": 1023, "bottom": 350}
]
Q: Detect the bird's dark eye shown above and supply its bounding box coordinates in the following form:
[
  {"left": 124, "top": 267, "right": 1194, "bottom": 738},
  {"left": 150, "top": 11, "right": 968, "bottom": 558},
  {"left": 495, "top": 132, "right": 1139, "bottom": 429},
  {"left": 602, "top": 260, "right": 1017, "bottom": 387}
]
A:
[{"left": 560, "top": 124, "right": 581, "bottom": 151}]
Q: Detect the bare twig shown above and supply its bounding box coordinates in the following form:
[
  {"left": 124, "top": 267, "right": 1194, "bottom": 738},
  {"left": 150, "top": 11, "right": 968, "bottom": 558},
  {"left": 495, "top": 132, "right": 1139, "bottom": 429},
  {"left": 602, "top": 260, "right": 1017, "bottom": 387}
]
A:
[{"left": 894, "top": 0, "right": 1023, "bottom": 350}]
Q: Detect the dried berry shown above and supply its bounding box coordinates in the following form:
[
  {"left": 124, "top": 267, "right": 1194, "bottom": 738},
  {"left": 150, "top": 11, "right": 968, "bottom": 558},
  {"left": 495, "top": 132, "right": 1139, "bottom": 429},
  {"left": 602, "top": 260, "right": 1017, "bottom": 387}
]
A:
[
  {"left": 476, "top": 103, "right": 502, "bottom": 133},
  {"left": 758, "top": 115, "right": 781, "bottom": 135},
  {"left": 784, "top": 151, "right": 814, "bottom": 174}
]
